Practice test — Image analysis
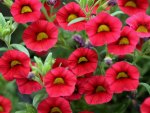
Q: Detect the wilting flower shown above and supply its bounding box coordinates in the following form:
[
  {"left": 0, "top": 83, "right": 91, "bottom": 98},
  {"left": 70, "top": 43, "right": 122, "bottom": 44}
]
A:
[
  {"left": 83, "top": 76, "right": 113, "bottom": 105},
  {"left": 0, "top": 96, "right": 12, "bottom": 113},
  {"left": 11, "top": 0, "right": 42, "bottom": 23},
  {"left": 140, "top": 97, "right": 150, "bottom": 113},
  {"left": 68, "top": 47, "right": 98, "bottom": 76},
  {"left": 56, "top": 2, "right": 86, "bottom": 31},
  {"left": 117, "top": 0, "right": 149, "bottom": 16},
  {"left": 126, "top": 13, "right": 150, "bottom": 38},
  {"left": 44, "top": 67, "right": 77, "bottom": 97},
  {"left": 23, "top": 20, "right": 58, "bottom": 52},
  {"left": 0, "top": 50, "right": 30, "bottom": 81},
  {"left": 38, "top": 97, "right": 72, "bottom": 113},
  {"left": 105, "top": 61, "right": 140, "bottom": 93},
  {"left": 86, "top": 12, "right": 122, "bottom": 46},
  {"left": 108, "top": 26, "right": 139, "bottom": 55}
]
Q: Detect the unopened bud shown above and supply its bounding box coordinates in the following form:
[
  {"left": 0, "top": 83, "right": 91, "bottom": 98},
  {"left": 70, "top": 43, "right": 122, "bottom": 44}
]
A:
[
  {"left": 104, "top": 56, "right": 113, "bottom": 65},
  {"left": 47, "top": 0, "right": 57, "bottom": 6}
]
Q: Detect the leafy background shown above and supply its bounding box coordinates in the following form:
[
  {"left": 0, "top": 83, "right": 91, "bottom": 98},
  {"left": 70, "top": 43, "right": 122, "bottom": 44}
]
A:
[{"left": 0, "top": 0, "right": 150, "bottom": 113}]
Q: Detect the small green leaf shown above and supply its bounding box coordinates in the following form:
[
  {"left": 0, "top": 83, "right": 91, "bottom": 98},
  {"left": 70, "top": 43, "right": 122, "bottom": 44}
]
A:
[
  {"left": 140, "top": 83, "right": 150, "bottom": 95},
  {"left": 87, "top": 0, "right": 94, "bottom": 7},
  {"left": 68, "top": 17, "right": 86, "bottom": 26},
  {"left": 79, "top": 0, "right": 87, "bottom": 8},
  {"left": 34, "top": 56, "right": 44, "bottom": 73},
  {"left": 0, "top": 47, "right": 8, "bottom": 52},
  {"left": 0, "top": 13, "right": 6, "bottom": 27},
  {"left": 11, "top": 44, "right": 30, "bottom": 56},
  {"left": 15, "top": 111, "right": 26, "bottom": 113},
  {"left": 111, "top": 11, "right": 124, "bottom": 16}
]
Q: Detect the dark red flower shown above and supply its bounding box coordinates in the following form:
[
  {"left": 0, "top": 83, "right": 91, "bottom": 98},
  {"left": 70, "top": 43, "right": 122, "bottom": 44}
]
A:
[
  {"left": 11, "top": 0, "right": 42, "bottom": 23},
  {"left": 14, "top": 71, "right": 42, "bottom": 94},
  {"left": 0, "top": 96, "right": 12, "bottom": 113},
  {"left": 86, "top": 12, "right": 122, "bottom": 46},
  {"left": 105, "top": 61, "right": 140, "bottom": 93},
  {"left": 140, "top": 97, "right": 150, "bottom": 113},
  {"left": 117, "top": 0, "right": 149, "bottom": 16},
  {"left": 0, "top": 50, "right": 30, "bottom": 81},
  {"left": 38, "top": 97, "right": 72, "bottom": 113},
  {"left": 68, "top": 47, "right": 98, "bottom": 76},
  {"left": 52, "top": 58, "right": 68, "bottom": 69},
  {"left": 83, "top": 76, "right": 113, "bottom": 105},
  {"left": 108, "top": 26, "right": 139, "bottom": 55},
  {"left": 126, "top": 13, "right": 150, "bottom": 38},
  {"left": 56, "top": 2, "right": 86, "bottom": 31},
  {"left": 23, "top": 20, "right": 58, "bottom": 52},
  {"left": 44, "top": 67, "right": 77, "bottom": 97}
]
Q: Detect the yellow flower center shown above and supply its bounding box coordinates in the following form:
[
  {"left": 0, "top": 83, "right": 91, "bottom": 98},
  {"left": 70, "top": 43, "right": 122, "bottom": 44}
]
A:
[
  {"left": 97, "top": 24, "right": 110, "bottom": 32},
  {"left": 95, "top": 86, "right": 106, "bottom": 93},
  {"left": 117, "top": 72, "right": 128, "bottom": 79},
  {"left": 78, "top": 57, "right": 88, "bottom": 64},
  {"left": 119, "top": 37, "right": 129, "bottom": 45},
  {"left": 67, "top": 14, "right": 78, "bottom": 22},
  {"left": 21, "top": 6, "right": 32, "bottom": 14},
  {"left": 37, "top": 32, "right": 48, "bottom": 41},
  {"left": 125, "top": 1, "right": 137, "bottom": 8},
  {"left": 136, "top": 25, "right": 148, "bottom": 33},
  {"left": 0, "top": 106, "right": 4, "bottom": 112},
  {"left": 53, "top": 77, "right": 65, "bottom": 84},
  {"left": 51, "top": 107, "right": 62, "bottom": 113},
  {"left": 11, "top": 60, "right": 21, "bottom": 68}
]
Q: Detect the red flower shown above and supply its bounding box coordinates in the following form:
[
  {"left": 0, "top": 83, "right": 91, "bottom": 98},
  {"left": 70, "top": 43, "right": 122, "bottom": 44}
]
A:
[
  {"left": 86, "top": 12, "right": 122, "bottom": 46},
  {"left": 126, "top": 13, "right": 150, "bottom": 38},
  {"left": 79, "top": 111, "right": 94, "bottom": 113},
  {"left": 52, "top": 58, "right": 68, "bottom": 69},
  {"left": 64, "top": 79, "right": 83, "bottom": 101},
  {"left": 44, "top": 67, "right": 77, "bottom": 97},
  {"left": 105, "top": 61, "right": 140, "bottom": 93},
  {"left": 14, "top": 71, "right": 42, "bottom": 94},
  {"left": 11, "top": 0, "right": 42, "bottom": 23},
  {"left": 0, "top": 96, "right": 12, "bottom": 113},
  {"left": 56, "top": 2, "right": 86, "bottom": 31},
  {"left": 23, "top": 20, "right": 58, "bottom": 52},
  {"left": 108, "top": 26, "right": 139, "bottom": 55},
  {"left": 38, "top": 97, "right": 72, "bottom": 113},
  {"left": 83, "top": 76, "right": 113, "bottom": 105},
  {"left": 0, "top": 50, "right": 30, "bottom": 81},
  {"left": 140, "top": 97, "right": 150, "bottom": 113},
  {"left": 68, "top": 47, "right": 98, "bottom": 76},
  {"left": 117, "top": 0, "right": 149, "bottom": 16}
]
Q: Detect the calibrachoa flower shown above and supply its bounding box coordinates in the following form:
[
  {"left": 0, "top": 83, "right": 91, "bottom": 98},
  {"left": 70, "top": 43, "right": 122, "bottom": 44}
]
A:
[
  {"left": 105, "top": 61, "right": 140, "bottom": 93},
  {"left": 117, "top": 0, "right": 149, "bottom": 16},
  {"left": 83, "top": 76, "right": 113, "bottom": 105},
  {"left": 140, "top": 97, "right": 150, "bottom": 113},
  {"left": 68, "top": 47, "right": 98, "bottom": 76},
  {"left": 11, "top": 0, "right": 42, "bottom": 23},
  {"left": 52, "top": 58, "right": 68, "bottom": 69},
  {"left": 126, "top": 13, "right": 150, "bottom": 38},
  {"left": 56, "top": 2, "right": 86, "bottom": 31},
  {"left": 0, "top": 50, "right": 30, "bottom": 81},
  {"left": 108, "top": 26, "right": 139, "bottom": 55},
  {"left": 86, "top": 12, "right": 122, "bottom": 46},
  {"left": 23, "top": 20, "right": 58, "bottom": 52},
  {"left": 14, "top": 71, "right": 42, "bottom": 94},
  {"left": 38, "top": 97, "right": 72, "bottom": 113},
  {"left": 44, "top": 67, "right": 77, "bottom": 97},
  {"left": 0, "top": 96, "right": 12, "bottom": 113}
]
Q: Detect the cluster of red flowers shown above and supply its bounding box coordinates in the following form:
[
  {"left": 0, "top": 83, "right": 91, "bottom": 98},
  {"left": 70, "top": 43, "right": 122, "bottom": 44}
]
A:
[{"left": 0, "top": 0, "right": 150, "bottom": 113}]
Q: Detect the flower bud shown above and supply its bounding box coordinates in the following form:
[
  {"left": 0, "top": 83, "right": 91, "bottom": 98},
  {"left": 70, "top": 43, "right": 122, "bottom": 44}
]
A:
[
  {"left": 47, "top": 0, "right": 57, "bottom": 6},
  {"left": 104, "top": 56, "right": 113, "bottom": 65}
]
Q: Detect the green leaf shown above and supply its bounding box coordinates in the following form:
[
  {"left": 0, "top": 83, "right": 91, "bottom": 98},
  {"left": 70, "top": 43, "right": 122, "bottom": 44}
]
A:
[
  {"left": 0, "top": 47, "right": 8, "bottom": 52},
  {"left": 68, "top": 17, "right": 86, "bottom": 26},
  {"left": 0, "top": 13, "right": 6, "bottom": 27},
  {"left": 87, "top": 0, "right": 94, "bottom": 7},
  {"left": 11, "top": 44, "right": 30, "bottom": 56},
  {"left": 34, "top": 56, "right": 43, "bottom": 72},
  {"left": 33, "top": 90, "right": 48, "bottom": 108},
  {"left": 111, "top": 11, "right": 124, "bottom": 16},
  {"left": 26, "top": 104, "right": 37, "bottom": 113},
  {"left": 79, "top": 0, "right": 87, "bottom": 8},
  {"left": 15, "top": 111, "right": 27, "bottom": 113},
  {"left": 140, "top": 83, "right": 150, "bottom": 95}
]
